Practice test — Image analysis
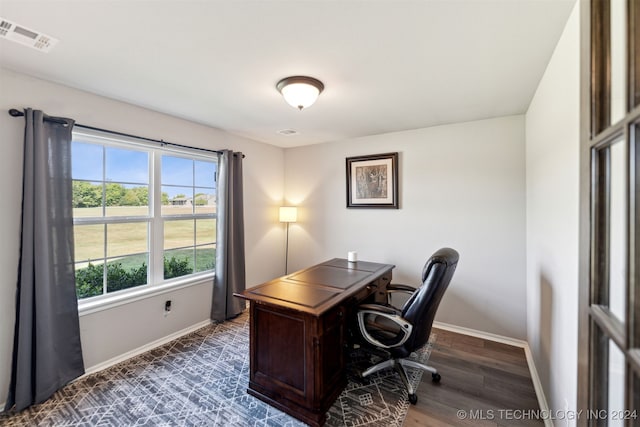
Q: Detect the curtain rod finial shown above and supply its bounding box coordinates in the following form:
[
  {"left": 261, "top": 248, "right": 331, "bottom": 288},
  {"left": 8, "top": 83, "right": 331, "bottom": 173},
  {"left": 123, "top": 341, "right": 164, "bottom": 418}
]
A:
[{"left": 9, "top": 108, "right": 24, "bottom": 117}]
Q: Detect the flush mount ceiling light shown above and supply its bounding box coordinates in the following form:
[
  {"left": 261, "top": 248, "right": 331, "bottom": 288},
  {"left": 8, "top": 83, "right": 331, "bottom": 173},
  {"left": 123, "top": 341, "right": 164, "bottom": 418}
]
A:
[{"left": 276, "top": 76, "right": 324, "bottom": 111}]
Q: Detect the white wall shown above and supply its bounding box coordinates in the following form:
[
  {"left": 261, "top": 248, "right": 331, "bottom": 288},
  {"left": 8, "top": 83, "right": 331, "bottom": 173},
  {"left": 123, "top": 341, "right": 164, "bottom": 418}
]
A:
[
  {"left": 0, "top": 68, "right": 285, "bottom": 404},
  {"left": 525, "top": 0, "right": 580, "bottom": 423},
  {"left": 284, "top": 115, "right": 527, "bottom": 339}
]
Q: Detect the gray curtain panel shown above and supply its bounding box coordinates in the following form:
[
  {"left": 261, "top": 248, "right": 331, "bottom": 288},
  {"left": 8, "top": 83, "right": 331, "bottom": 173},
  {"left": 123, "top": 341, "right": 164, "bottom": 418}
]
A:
[
  {"left": 5, "top": 109, "right": 85, "bottom": 412},
  {"left": 211, "top": 150, "right": 246, "bottom": 321}
]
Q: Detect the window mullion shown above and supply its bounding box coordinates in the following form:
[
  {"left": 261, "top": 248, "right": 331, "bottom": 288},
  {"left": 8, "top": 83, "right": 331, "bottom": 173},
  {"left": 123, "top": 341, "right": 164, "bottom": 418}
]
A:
[
  {"left": 102, "top": 146, "right": 106, "bottom": 217},
  {"left": 151, "top": 151, "right": 164, "bottom": 285},
  {"left": 192, "top": 157, "right": 196, "bottom": 266},
  {"left": 101, "top": 146, "right": 107, "bottom": 295},
  {"left": 101, "top": 224, "right": 107, "bottom": 296},
  {"left": 74, "top": 216, "right": 150, "bottom": 225}
]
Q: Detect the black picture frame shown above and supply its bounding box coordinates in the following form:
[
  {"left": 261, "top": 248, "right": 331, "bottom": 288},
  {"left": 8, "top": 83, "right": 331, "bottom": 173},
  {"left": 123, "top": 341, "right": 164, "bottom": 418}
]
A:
[{"left": 346, "top": 152, "right": 398, "bottom": 208}]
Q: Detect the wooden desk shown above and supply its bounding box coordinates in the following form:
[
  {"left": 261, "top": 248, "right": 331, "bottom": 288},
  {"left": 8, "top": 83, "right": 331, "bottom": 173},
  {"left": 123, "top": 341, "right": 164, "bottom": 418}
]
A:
[{"left": 235, "top": 258, "right": 394, "bottom": 426}]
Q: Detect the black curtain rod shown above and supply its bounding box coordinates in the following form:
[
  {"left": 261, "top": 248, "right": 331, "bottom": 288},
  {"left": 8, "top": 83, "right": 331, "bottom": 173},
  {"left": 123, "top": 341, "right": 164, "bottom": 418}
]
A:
[{"left": 8, "top": 108, "right": 244, "bottom": 158}]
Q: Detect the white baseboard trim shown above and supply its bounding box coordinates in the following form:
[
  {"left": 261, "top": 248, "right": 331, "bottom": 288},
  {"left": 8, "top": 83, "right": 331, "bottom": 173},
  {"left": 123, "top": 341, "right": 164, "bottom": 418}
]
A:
[
  {"left": 522, "top": 343, "right": 554, "bottom": 427},
  {"left": 81, "top": 319, "right": 212, "bottom": 377},
  {"left": 0, "top": 320, "right": 211, "bottom": 411},
  {"left": 433, "top": 321, "right": 553, "bottom": 427},
  {"left": 1, "top": 320, "right": 213, "bottom": 411},
  {"left": 433, "top": 321, "right": 528, "bottom": 348}
]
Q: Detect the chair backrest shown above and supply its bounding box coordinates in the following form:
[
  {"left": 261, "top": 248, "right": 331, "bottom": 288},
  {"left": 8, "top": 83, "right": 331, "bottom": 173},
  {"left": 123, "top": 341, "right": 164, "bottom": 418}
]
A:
[{"left": 399, "top": 247, "right": 459, "bottom": 355}]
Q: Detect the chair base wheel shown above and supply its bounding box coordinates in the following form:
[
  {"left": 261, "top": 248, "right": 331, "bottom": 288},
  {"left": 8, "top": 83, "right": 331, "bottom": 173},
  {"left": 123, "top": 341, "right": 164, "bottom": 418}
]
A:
[
  {"left": 408, "top": 394, "right": 418, "bottom": 405},
  {"left": 432, "top": 372, "right": 441, "bottom": 383},
  {"left": 353, "top": 371, "right": 370, "bottom": 385}
]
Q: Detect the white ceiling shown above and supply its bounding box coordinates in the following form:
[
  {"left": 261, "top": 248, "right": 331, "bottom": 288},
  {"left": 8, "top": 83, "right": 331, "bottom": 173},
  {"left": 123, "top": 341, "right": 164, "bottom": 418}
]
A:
[{"left": 0, "top": 0, "right": 575, "bottom": 148}]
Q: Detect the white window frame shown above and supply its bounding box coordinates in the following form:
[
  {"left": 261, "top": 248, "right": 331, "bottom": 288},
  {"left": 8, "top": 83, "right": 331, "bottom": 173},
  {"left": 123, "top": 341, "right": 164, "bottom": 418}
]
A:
[{"left": 72, "top": 128, "right": 217, "bottom": 315}]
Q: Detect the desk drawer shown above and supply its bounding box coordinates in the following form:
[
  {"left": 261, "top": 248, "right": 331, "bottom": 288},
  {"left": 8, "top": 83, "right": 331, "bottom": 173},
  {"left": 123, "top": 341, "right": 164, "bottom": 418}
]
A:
[{"left": 353, "top": 283, "right": 378, "bottom": 304}]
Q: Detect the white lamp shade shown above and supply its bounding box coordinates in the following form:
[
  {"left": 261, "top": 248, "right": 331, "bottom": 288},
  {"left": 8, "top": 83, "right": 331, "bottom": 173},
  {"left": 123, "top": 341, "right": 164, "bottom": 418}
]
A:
[
  {"left": 277, "top": 76, "right": 324, "bottom": 110},
  {"left": 279, "top": 206, "right": 298, "bottom": 223},
  {"left": 281, "top": 83, "right": 320, "bottom": 110}
]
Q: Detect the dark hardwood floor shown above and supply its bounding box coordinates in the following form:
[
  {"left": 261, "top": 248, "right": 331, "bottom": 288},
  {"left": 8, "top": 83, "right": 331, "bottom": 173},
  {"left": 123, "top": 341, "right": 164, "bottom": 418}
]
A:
[{"left": 404, "top": 328, "right": 543, "bottom": 427}]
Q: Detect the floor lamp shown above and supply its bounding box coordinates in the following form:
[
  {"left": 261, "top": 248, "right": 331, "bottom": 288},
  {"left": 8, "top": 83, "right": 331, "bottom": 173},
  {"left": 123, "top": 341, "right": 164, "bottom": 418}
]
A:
[{"left": 279, "top": 206, "right": 297, "bottom": 275}]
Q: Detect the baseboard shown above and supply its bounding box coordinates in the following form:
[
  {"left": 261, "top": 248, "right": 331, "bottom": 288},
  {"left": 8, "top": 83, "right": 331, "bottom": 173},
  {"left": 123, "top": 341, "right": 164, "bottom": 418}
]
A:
[
  {"left": 433, "top": 321, "right": 553, "bottom": 427},
  {"left": 522, "top": 343, "right": 554, "bottom": 427},
  {"left": 81, "top": 319, "right": 212, "bottom": 377},
  {"left": 0, "top": 319, "right": 213, "bottom": 411}
]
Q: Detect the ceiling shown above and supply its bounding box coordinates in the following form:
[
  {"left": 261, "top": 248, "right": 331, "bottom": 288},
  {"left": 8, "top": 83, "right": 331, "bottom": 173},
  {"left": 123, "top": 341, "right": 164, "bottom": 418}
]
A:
[{"left": 0, "top": 0, "right": 576, "bottom": 148}]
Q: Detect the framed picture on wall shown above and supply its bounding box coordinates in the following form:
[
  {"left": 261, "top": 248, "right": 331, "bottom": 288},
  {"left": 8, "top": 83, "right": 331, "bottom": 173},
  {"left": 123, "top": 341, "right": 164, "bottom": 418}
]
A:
[{"left": 346, "top": 152, "right": 398, "bottom": 208}]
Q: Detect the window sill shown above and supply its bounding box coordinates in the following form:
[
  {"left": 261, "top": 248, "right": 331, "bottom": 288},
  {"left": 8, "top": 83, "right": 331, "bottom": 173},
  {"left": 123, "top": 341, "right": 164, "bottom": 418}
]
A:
[{"left": 78, "top": 272, "right": 215, "bottom": 316}]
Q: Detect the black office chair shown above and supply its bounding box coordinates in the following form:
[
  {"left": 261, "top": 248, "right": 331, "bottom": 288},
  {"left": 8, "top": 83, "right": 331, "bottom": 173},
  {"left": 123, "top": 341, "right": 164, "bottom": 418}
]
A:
[{"left": 353, "top": 247, "right": 459, "bottom": 404}]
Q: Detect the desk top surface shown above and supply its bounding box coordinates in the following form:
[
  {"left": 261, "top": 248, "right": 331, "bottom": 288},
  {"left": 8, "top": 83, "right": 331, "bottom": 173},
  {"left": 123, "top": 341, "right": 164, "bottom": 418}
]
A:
[{"left": 236, "top": 258, "right": 394, "bottom": 316}]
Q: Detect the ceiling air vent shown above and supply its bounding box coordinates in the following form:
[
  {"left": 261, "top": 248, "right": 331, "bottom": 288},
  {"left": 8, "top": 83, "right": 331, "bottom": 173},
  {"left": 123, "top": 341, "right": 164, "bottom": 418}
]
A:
[{"left": 0, "top": 17, "right": 58, "bottom": 52}]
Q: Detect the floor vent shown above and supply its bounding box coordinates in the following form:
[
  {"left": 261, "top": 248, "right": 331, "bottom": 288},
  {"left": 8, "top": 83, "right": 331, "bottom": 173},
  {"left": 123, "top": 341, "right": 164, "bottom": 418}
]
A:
[{"left": 0, "top": 17, "right": 58, "bottom": 52}]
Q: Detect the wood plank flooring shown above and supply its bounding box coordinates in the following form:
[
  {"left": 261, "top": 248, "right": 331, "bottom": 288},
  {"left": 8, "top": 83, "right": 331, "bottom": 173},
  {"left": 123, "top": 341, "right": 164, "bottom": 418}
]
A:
[{"left": 404, "top": 328, "right": 543, "bottom": 427}]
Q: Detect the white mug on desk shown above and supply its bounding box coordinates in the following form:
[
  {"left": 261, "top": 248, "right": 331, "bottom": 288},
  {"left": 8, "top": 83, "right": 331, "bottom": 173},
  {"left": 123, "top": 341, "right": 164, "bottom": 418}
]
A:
[{"left": 348, "top": 251, "right": 357, "bottom": 262}]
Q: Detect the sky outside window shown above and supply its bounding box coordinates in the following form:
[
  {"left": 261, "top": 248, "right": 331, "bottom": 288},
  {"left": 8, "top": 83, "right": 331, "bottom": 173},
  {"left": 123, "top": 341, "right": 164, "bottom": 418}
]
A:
[{"left": 72, "top": 144, "right": 217, "bottom": 200}]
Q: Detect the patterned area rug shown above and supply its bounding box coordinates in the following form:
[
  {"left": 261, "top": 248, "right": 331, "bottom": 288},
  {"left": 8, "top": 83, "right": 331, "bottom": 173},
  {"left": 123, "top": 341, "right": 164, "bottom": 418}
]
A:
[{"left": 0, "top": 311, "right": 435, "bottom": 426}]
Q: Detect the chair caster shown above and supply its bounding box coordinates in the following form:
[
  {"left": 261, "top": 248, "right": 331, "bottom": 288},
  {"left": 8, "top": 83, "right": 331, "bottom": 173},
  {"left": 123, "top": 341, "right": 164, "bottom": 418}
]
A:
[
  {"left": 408, "top": 393, "right": 418, "bottom": 405},
  {"left": 353, "top": 372, "right": 370, "bottom": 385},
  {"left": 432, "top": 372, "right": 441, "bottom": 383}
]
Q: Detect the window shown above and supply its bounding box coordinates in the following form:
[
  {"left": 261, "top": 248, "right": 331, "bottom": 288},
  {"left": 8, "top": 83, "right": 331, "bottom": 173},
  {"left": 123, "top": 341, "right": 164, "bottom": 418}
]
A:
[
  {"left": 71, "top": 129, "right": 217, "bottom": 300},
  {"left": 162, "top": 155, "right": 217, "bottom": 278}
]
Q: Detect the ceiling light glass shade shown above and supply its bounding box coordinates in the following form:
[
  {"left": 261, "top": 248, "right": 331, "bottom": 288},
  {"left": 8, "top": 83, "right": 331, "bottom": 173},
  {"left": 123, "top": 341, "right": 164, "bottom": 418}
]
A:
[
  {"left": 277, "top": 76, "right": 324, "bottom": 110},
  {"left": 279, "top": 206, "right": 298, "bottom": 223}
]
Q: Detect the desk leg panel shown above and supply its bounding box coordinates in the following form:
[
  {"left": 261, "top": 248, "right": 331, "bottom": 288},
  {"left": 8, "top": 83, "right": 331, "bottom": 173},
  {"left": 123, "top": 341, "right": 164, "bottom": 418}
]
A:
[
  {"left": 248, "top": 302, "right": 348, "bottom": 426},
  {"left": 251, "top": 304, "right": 308, "bottom": 403}
]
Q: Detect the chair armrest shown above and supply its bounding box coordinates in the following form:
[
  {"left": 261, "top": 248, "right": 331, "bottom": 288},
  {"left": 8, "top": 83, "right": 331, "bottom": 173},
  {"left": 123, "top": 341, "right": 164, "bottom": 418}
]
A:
[
  {"left": 358, "top": 303, "right": 399, "bottom": 315},
  {"left": 356, "top": 307, "right": 413, "bottom": 349},
  {"left": 384, "top": 283, "right": 417, "bottom": 307},
  {"left": 386, "top": 283, "right": 416, "bottom": 294}
]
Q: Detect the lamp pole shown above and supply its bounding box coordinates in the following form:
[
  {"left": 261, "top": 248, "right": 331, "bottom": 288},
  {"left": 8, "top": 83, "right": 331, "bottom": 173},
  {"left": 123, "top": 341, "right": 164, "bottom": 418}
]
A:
[
  {"left": 285, "top": 221, "right": 290, "bottom": 275},
  {"left": 279, "top": 206, "right": 297, "bottom": 275}
]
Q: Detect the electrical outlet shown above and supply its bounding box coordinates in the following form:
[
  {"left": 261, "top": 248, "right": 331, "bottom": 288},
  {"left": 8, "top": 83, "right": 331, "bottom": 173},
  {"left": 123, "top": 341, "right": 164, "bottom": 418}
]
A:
[{"left": 164, "top": 300, "right": 172, "bottom": 316}]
